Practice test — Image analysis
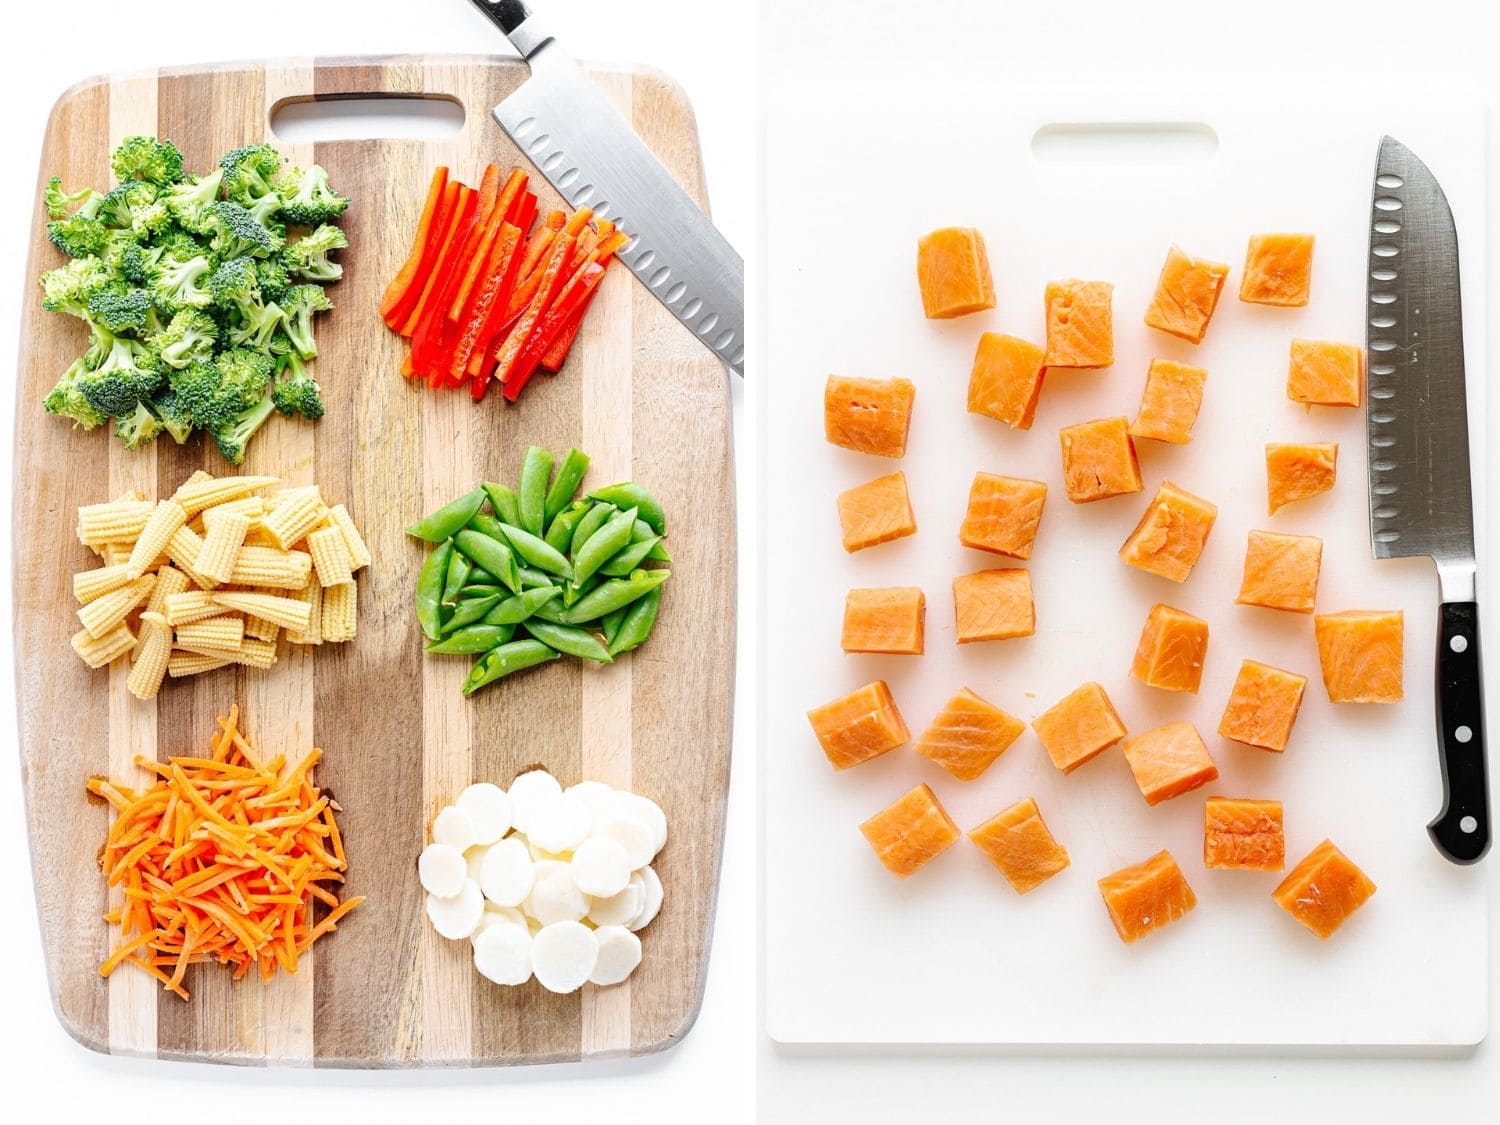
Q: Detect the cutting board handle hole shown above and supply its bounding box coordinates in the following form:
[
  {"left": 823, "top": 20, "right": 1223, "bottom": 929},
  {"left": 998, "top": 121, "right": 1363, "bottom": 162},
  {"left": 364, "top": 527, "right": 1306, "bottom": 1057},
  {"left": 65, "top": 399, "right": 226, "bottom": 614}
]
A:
[
  {"left": 269, "top": 95, "right": 466, "bottom": 144},
  {"left": 1031, "top": 122, "right": 1218, "bottom": 165}
]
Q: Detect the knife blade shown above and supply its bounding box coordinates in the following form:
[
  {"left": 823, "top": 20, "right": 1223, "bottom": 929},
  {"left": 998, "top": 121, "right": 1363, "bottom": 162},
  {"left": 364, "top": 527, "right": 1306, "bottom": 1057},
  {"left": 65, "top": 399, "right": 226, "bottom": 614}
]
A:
[
  {"left": 1366, "top": 135, "right": 1488, "bottom": 863},
  {"left": 469, "top": 0, "right": 744, "bottom": 376}
]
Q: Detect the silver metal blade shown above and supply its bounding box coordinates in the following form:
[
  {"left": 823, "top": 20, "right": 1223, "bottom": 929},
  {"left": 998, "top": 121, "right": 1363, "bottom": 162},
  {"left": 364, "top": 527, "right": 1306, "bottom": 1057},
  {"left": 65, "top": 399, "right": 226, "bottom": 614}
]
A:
[
  {"left": 1366, "top": 136, "right": 1475, "bottom": 589},
  {"left": 493, "top": 43, "right": 744, "bottom": 375}
]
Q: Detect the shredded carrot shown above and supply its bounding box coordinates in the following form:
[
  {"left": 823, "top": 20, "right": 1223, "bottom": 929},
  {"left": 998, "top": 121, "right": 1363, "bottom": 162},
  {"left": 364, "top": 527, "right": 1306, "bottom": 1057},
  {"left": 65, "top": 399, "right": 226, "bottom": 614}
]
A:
[{"left": 86, "top": 705, "right": 361, "bottom": 1002}]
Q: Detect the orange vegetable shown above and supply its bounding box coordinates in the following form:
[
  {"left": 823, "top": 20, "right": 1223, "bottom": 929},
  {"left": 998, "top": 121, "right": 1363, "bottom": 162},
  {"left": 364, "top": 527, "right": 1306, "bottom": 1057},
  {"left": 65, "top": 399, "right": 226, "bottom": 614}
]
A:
[
  {"left": 968, "top": 332, "right": 1047, "bottom": 430},
  {"left": 916, "top": 227, "right": 995, "bottom": 319},
  {"left": 806, "top": 681, "right": 910, "bottom": 770},
  {"left": 1044, "top": 280, "right": 1114, "bottom": 368},
  {"left": 399, "top": 183, "right": 475, "bottom": 337},
  {"left": 841, "top": 587, "right": 925, "bottom": 655},
  {"left": 1266, "top": 441, "right": 1338, "bottom": 515},
  {"left": 1218, "top": 659, "right": 1308, "bottom": 752},
  {"left": 958, "top": 472, "right": 1047, "bottom": 560},
  {"left": 1273, "top": 839, "right": 1376, "bottom": 939},
  {"left": 1144, "top": 245, "right": 1229, "bottom": 343},
  {"left": 490, "top": 231, "right": 578, "bottom": 390},
  {"left": 1240, "top": 232, "right": 1315, "bottom": 307},
  {"left": 837, "top": 471, "right": 917, "bottom": 553},
  {"left": 380, "top": 166, "right": 448, "bottom": 319},
  {"left": 1288, "top": 339, "right": 1363, "bottom": 408},
  {"left": 824, "top": 375, "right": 916, "bottom": 458},
  {"left": 1130, "top": 358, "right": 1207, "bottom": 444},
  {"left": 1032, "top": 681, "right": 1126, "bottom": 774},
  {"left": 952, "top": 568, "right": 1034, "bottom": 642},
  {"left": 1059, "top": 417, "right": 1142, "bottom": 503},
  {"left": 1204, "top": 797, "right": 1285, "bottom": 871},
  {"left": 914, "top": 687, "right": 1025, "bottom": 781},
  {"left": 1118, "top": 480, "right": 1218, "bottom": 583},
  {"left": 1314, "top": 610, "right": 1404, "bottom": 703},
  {"left": 1130, "top": 603, "right": 1209, "bottom": 694},
  {"left": 1236, "top": 530, "right": 1322, "bottom": 614},
  {"left": 1122, "top": 721, "right": 1218, "bottom": 806},
  {"left": 859, "top": 783, "right": 961, "bottom": 878},
  {"left": 1098, "top": 850, "right": 1197, "bottom": 944},
  {"left": 968, "top": 797, "right": 1070, "bottom": 894}
]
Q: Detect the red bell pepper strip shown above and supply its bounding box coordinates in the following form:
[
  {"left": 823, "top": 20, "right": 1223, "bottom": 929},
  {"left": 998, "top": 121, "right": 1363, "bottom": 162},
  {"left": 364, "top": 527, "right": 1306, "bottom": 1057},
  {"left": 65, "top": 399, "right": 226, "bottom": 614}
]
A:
[
  {"left": 397, "top": 184, "right": 474, "bottom": 337},
  {"left": 505, "top": 209, "right": 587, "bottom": 321},
  {"left": 490, "top": 232, "right": 577, "bottom": 388},
  {"left": 380, "top": 166, "right": 447, "bottom": 319},
  {"left": 405, "top": 189, "right": 480, "bottom": 373},
  {"left": 539, "top": 229, "right": 632, "bottom": 371},
  {"left": 453, "top": 222, "right": 522, "bottom": 384},
  {"left": 447, "top": 212, "right": 503, "bottom": 324},
  {"left": 384, "top": 178, "right": 460, "bottom": 333},
  {"left": 502, "top": 261, "right": 606, "bottom": 402}
]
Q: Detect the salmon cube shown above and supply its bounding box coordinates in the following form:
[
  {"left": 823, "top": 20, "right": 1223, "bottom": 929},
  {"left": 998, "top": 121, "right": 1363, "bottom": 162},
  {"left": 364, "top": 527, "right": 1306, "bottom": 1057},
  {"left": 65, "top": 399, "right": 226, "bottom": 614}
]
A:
[
  {"left": 1032, "top": 681, "right": 1126, "bottom": 774},
  {"left": 1097, "top": 850, "right": 1197, "bottom": 944},
  {"left": 1044, "top": 279, "right": 1114, "bottom": 368},
  {"left": 969, "top": 797, "right": 1070, "bottom": 894},
  {"left": 1118, "top": 480, "right": 1218, "bottom": 582},
  {"left": 1130, "top": 358, "right": 1207, "bottom": 444},
  {"left": 917, "top": 227, "right": 995, "bottom": 319},
  {"left": 1130, "top": 603, "right": 1209, "bottom": 694},
  {"left": 952, "top": 568, "right": 1035, "bottom": 642},
  {"left": 1059, "top": 417, "right": 1143, "bottom": 503},
  {"left": 1235, "top": 530, "right": 1322, "bottom": 615},
  {"left": 1204, "top": 797, "right": 1285, "bottom": 871},
  {"left": 1240, "top": 232, "right": 1315, "bottom": 307},
  {"left": 824, "top": 375, "right": 917, "bottom": 457},
  {"left": 841, "top": 587, "right": 925, "bottom": 655},
  {"left": 806, "top": 680, "right": 910, "bottom": 770},
  {"left": 1314, "top": 610, "right": 1404, "bottom": 703},
  {"left": 959, "top": 472, "right": 1047, "bottom": 560},
  {"left": 1122, "top": 721, "right": 1219, "bottom": 806},
  {"left": 1273, "top": 838, "right": 1376, "bottom": 939},
  {"left": 837, "top": 471, "right": 917, "bottom": 554},
  {"left": 859, "top": 783, "right": 961, "bottom": 878},
  {"left": 914, "top": 687, "right": 1025, "bottom": 781},
  {"left": 968, "top": 332, "right": 1047, "bottom": 430},
  {"left": 1287, "top": 339, "right": 1363, "bottom": 408},
  {"left": 1144, "top": 245, "right": 1230, "bottom": 344},
  {"left": 1266, "top": 441, "right": 1338, "bottom": 514},
  {"left": 1218, "top": 659, "right": 1308, "bottom": 752}
]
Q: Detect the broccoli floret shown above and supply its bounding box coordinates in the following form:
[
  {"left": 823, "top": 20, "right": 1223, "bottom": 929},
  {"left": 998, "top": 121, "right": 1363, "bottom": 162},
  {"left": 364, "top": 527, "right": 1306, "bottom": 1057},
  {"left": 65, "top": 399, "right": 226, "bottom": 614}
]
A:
[
  {"left": 206, "top": 255, "right": 261, "bottom": 318},
  {"left": 163, "top": 348, "right": 270, "bottom": 438},
  {"left": 153, "top": 226, "right": 210, "bottom": 261},
  {"left": 150, "top": 386, "right": 194, "bottom": 444},
  {"left": 278, "top": 283, "right": 333, "bottom": 358},
  {"left": 266, "top": 330, "right": 294, "bottom": 357},
  {"left": 147, "top": 252, "right": 213, "bottom": 311},
  {"left": 162, "top": 168, "right": 224, "bottom": 235},
  {"left": 273, "top": 163, "right": 349, "bottom": 226},
  {"left": 111, "top": 136, "right": 185, "bottom": 187},
  {"left": 42, "top": 355, "right": 108, "bottom": 429},
  {"left": 255, "top": 257, "right": 291, "bottom": 303},
  {"left": 98, "top": 231, "right": 151, "bottom": 284},
  {"left": 86, "top": 282, "right": 153, "bottom": 334},
  {"left": 151, "top": 309, "right": 219, "bottom": 369},
  {"left": 114, "top": 401, "right": 164, "bottom": 449},
  {"left": 39, "top": 256, "right": 110, "bottom": 316},
  {"left": 219, "top": 143, "right": 283, "bottom": 205},
  {"left": 45, "top": 176, "right": 101, "bottom": 220},
  {"left": 214, "top": 347, "right": 275, "bottom": 408},
  {"left": 271, "top": 351, "right": 325, "bottom": 419},
  {"left": 283, "top": 224, "right": 347, "bottom": 281},
  {"left": 208, "top": 200, "right": 282, "bottom": 259},
  {"left": 97, "top": 181, "right": 160, "bottom": 231},
  {"left": 47, "top": 213, "right": 109, "bottom": 258},
  {"left": 211, "top": 394, "right": 275, "bottom": 465},
  {"left": 228, "top": 301, "right": 286, "bottom": 350},
  {"left": 76, "top": 333, "right": 162, "bottom": 417}
]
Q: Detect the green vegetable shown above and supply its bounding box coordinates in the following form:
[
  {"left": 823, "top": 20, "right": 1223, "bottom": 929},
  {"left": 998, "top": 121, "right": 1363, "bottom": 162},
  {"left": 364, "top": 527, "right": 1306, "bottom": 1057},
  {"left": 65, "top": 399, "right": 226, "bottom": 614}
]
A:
[
  {"left": 415, "top": 539, "right": 453, "bottom": 640},
  {"left": 453, "top": 529, "right": 521, "bottom": 594},
  {"left": 544, "top": 500, "right": 590, "bottom": 554},
  {"left": 543, "top": 448, "right": 591, "bottom": 525},
  {"left": 569, "top": 502, "right": 614, "bottom": 558},
  {"left": 439, "top": 594, "right": 503, "bottom": 636},
  {"left": 517, "top": 566, "right": 554, "bottom": 590},
  {"left": 572, "top": 505, "right": 638, "bottom": 585},
  {"left": 497, "top": 522, "right": 573, "bottom": 579},
  {"left": 588, "top": 482, "right": 666, "bottom": 534},
  {"left": 482, "top": 586, "right": 562, "bottom": 625},
  {"left": 460, "top": 583, "right": 504, "bottom": 599},
  {"left": 559, "top": 570, "right": 671, "bottom": 624},
  {"left": 462, "top": 640, "right": 561, "bottom": 695},
  {"left": 608, "top": 586, "right": 662, "bottom": 656},
  {"left": 426, "top": 624, "right": 516, "bottom": 654},
  {"left": 407, "top": 487, "right": 485, "bottom": 542},
  {"left": 600, "top": 606, "right": 629, "bottom": 648},
  {"left": 598, "top": 535, "right": 662, "bottom": 577},
  {"left": 467, "top": 512, "right": 507, "bottom": 541},
  {"left": 273, "top": 163, "right": 350, "bottom": 227},
  {"left": 270, "top": 352, "right": 325, "bottom": 420},
  {"left": 518, "top": 446, "right": 553, "bottom": 536},
  {"left": 482, "top": 482, "right": 522, "bottom": 528},
  {"left": 523, "top": 620, "right": 612, "bottom": 663},
  {"left": 441, "top": 550, "right": 472, "bottom": 606}
]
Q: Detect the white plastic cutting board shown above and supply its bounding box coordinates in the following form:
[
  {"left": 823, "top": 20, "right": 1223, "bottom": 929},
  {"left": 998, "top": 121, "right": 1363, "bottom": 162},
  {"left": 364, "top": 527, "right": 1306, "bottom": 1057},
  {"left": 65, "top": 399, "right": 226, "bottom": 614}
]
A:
[{"left": 762, "top": 83, "right": 1489, "bottom": 1047}]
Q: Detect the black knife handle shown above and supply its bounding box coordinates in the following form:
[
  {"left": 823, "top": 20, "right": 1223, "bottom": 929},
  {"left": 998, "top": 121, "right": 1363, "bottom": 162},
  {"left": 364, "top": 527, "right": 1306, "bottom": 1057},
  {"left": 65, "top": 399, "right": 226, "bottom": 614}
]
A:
[
  {"left": 468, "top": 1, "right": 552, "bottom": 58},
  {"left": 1430, "top": 600, "right": 1490, "bottom": 863}
]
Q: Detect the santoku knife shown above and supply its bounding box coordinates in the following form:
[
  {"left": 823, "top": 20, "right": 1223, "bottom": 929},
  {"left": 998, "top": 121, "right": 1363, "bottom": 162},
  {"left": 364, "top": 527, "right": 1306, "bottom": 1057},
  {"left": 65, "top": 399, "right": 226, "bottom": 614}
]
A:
[
  {"left": 468, "top": 0, "right": 744, "bottom": 376},
  {"left": 1366, "top": 135, "right": 1488, "bottom": 863}
]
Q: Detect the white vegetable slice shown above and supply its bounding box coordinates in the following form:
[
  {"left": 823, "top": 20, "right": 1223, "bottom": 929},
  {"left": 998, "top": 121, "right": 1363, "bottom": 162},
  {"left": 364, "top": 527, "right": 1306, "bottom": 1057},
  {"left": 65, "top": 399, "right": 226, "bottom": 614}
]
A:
[
  {"left": 588, "top": 873, "right": 645, "bottom": 927},
  {"left": 472, "top": 903, "right": 529, "bottom": 947},
  {"left": 593, "top": 814, "right": 656, "bottom": 871},
  {"left": 570, "top": 836, "right": 631, "bottom": 898},
  {"left": 530, "top": 921, "right": 599, "bottom": 994},
  {"left": 526, "top": 859, "right": 589, "bottom": 926},
  {"left": 478, "top": 837, "right": 534, "bottom": 908},
  {"left": 565, "top": 780, "right": 616, "bottom": 822},
  {"left": 506, "top": 769, "right": 561, "bottom": 835},
  {"left": 603, "top": 792, "right": 667, "bottom": 855},
  {"left": 628, "top": 865, "right": 663, "bottom": 932},
  {"left": 527, "top": 792, "right": 594, "bottom": 854},
  {"left": 418, "top": 843, "right": 467, "bottom": 898},
  {"left": 432, "top": 805, "right": 477, "bottom": 852},
  {"left": 456, "top": 782, "right": 512, "bottom": 845},
  {"left": 464, "top": 844, "right": 490, "bottom": 885},
  {"left": 589, "top": 925, "right": 643, "bottom": 986},
  {"left": 426, "top": 879, "right": 485, "bottom": 940},
  {"left": 473, "top": 924, "right": 534, "bottom": 986}
]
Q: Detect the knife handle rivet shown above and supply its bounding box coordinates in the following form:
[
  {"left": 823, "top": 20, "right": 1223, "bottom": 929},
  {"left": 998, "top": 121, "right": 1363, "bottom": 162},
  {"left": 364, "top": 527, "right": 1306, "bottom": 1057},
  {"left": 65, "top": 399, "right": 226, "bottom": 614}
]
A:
[
  {"left": 1456, "top": 726, "right": 1474, "bottom": 744},
  {"left": 1461, "top": 816, "right": 1479, "bottom": 834},
  {"left": 1451, "top": 634, "right": 1470, "bottom": 654}
]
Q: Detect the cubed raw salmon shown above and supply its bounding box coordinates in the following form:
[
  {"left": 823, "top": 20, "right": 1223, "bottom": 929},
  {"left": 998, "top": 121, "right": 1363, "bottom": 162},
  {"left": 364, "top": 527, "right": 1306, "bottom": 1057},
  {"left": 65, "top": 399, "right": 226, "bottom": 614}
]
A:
[
  {"left": 1097, "top": 850, "right": 1197, "bottom": 944},
  {"left": 859, "top": 783, "right": 961, "bottom": 878},
  {"left": 1218, "top": 659, "right": 1308, "bottom": 752},
  {"left": 1236, "top": 530, "right": 1322, "bottom": 614},
  {"left": 1122, "top": 721, "right": 1219, "bottom": 806},
  {"left": 1204, "top": 797, "right": 1285, "bottom": 871},
  {"left": 1118, "top": 480, "right": 1218, "bottom": 582},
  {"left": 968, "top": 332, "right": 1047, "bottom": 430},
  {"left": 915, "top": 687, "right": 1025, "bottom": 781},
  {"left": 969, "top": 797, "right": 1070, "bottom": 894},
  {"left": 1130, "top": 603, "right": 1209, "bottom": 694},
  {"left": 952, "top": 568, "right": 1035, "bottom": 642},
  {"left": 1287, "top": 340, "right": 1363, "bottom": 408},
  {"left": 825, "top": 375, "right": 917, "bottom": 457},
  {"left": 1130, "top": 358, "right": 1207, "bottom": 444},
  {"left": 1033, "top": 681, "right": 1126, "bottom": 773},
  {"left": 837, "top": 471, "right": 917, "bottom": 553},
  {"left": 1059, "top": 417, "right": 1143, "bottom": 503},
  {"left": 1273, "top": 839, "right": 1376, "bottom": 939},
  {"left": 1144, "top": 245, "right": 1229, "bottom": 343},
  {"left": 959, "top": 472, "right": 1048, "bottom": 560},
  {"left": 1240, "top": 233, "right": 1315, "bottom": 307},
  {"left": 842, "top": 587, "right": 925, "bottom": 655},
  {"left": 1044, "top": 280, "right": 1114, "bottom": 368},
  {"left": 917, "top": 227, "right": 995, "bottom": 319},
  {"left": 806, "top": 681, "right": 910, "bottom": 770},
  {"left": 1266, "top": 441, "right": 1338, "bottom": 514},
  {"left": 1314, "top": 610, "right": 1404, "bottom": 703}
]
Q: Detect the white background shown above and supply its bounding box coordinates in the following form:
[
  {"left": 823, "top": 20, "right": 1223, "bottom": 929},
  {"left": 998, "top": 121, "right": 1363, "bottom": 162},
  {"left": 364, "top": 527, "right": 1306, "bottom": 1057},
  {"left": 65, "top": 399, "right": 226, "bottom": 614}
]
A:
[
  {"left": 0, "top": 1, "right": 753, "bottom": 1119},
  {"left": 759, "top": 0, "right": 1500, "bottom": 1118}
]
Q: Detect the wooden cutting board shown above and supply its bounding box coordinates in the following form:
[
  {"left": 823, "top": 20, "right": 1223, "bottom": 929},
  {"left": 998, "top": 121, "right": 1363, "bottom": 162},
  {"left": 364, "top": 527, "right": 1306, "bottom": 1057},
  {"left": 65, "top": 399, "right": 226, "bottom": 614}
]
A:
[{"left": 13, "top": 54, "right": 734, "bottom": 1067}]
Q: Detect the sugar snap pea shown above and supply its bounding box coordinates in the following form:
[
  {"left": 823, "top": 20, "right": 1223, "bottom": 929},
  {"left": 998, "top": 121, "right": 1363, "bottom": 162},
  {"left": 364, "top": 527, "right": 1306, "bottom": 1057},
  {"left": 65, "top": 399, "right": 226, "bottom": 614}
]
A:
[
  {"left": 440, "top": 593, "right": 503, "bottom": 635},
  {"left": 601, "top": 605, "right": 628, "bottom": 647},
  {"left": 453, "top": 529, "right": 521, "bottom": 594},
  {"left": 529, "top": 597, "right": 567, "bottom": 624},
  {"left": 588, "top": 482, "right": 665, "bottom": 534},
  {"left": 562, "top": 573, "right": 600, "bottom": 609},
  {"left": 498, "top": 522, "right": 574, "bottom": 579},
  {"left": 468, "top": 512, "right": 506, "bottom": 541},
  {"left": 517, "top": 565, "right": 554, "bottom": 590},
  {"left": 569, "top": 502, "right": 613, "bottom": 558},
  {"left": 462, "top": 639, "right": 560, "bottom": 695},
  {"left": 482, "top": 482, "right": 522, "bottom": 528},
  {"left": 631, "top": 519, "right": 672, "bottom": 562},
  {"left": 518, "top": 446, "right": 553, "bottom": 536},
  {"left": 408, "top": 487, "right": 486, "bottom": 543},
  {"left": 573, "top": 505, "right": 638, "bottom": 585},
  {"left": 524, "top": 619, "right": 613, "bottom": 663},
  {"left": 415, "top": 538, "right": 454, "bottom": 641},
  {"left": 599, "top": 536, "right": 661, "bottom": 577},
  {"left": 441, "top": 550, "right": 472, "bottom": 607},
  {"left": 461, "top": 582, "right": 505, "bottom": 598},
  {"left": 544, "top": 500, "right": 591, "bottom": 554},
  {"left": 608, "top": 586, "right": 662, "bottom": 656},
  {"left": 558, "top": 569, "right": 670, "bottom": 624},
  {"left": 482, "top": 586, "right": 562, "bottom": 625},
  {"left": 544, "top": 447, "right": 591, "bottom": 526},
  {"left": 426, "top": 623, "right": 516, "bottom": 654}
]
